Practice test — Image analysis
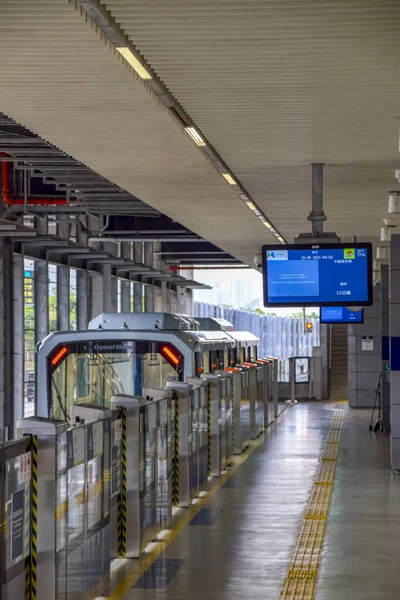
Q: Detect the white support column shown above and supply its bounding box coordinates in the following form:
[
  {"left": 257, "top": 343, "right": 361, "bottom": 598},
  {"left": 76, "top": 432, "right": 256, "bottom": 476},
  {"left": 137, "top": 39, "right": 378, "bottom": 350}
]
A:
[
  {"left": 0, "top": 240, "right": 13, "bottom": 436},
  {"left": 390, "top": 235, "right": 400, "bottom": 470},
  {"left": 381, "top": 264, "right": 390, "bottom": 431},
  {"left": 161, "top": 280, "right": 169, "bottom": 312},
  {"left": 76, "top": 215, "right": 89, "bottom": 329},
  {"left": 134, "top": 242, "right": 143, "bottom": 312},
  {"left": 35, "top": 217, "right": 49, "bottom": 345},
  {"left": 89, "top": 273, "right": 103, "bottom": 321},
  {"left": 101, "top": 241, "right": 115, "bottom": 313},
  {"left": 57, "top": 215, "right": 69, "bottom": 330},
  {"left": 121, "top": 243, "right": 131, "bottom": 312},
  {"left": 144, "top": 242, "right": 154, "bottom": 312}
]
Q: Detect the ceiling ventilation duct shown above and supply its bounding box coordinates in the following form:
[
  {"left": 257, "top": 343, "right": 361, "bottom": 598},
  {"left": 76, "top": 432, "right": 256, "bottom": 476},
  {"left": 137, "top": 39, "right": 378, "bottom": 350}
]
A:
[
  {"left": 381, "top": 224, "right": 396, "bottom": 242},
  {"left": 376, "top": 246, "right": 390, "bottom": 264},
  {"left": 388, "top": 192, "right": 400, "bottom": 214}
]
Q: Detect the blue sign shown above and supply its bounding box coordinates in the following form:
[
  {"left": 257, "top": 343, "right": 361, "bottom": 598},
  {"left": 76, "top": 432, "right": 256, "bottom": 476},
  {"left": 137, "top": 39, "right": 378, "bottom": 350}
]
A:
[
  {"left": 320, "top": 306, "right": 363, "bottom": 324},
  {"left": 262, "top": 243, "right": 372, "bottom": 307},
  {"left": 11, "top": 489, "right": 24, "bottom": 561}
]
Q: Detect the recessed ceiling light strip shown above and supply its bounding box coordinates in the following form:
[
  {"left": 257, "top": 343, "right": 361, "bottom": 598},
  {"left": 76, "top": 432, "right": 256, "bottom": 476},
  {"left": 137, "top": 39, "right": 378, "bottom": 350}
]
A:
[{"left": 77, "top": 0, "right": 286, "bottom": 245}]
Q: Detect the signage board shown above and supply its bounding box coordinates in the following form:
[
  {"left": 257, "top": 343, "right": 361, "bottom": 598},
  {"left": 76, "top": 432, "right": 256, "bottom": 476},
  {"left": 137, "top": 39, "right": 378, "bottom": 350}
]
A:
[
  {"left": 262, "top": 242, "right": 373, "bottom": 307},
  {"left": 362, "top": 336, "right": 374, "bottom": 351},
  {"left": 320, "top": 306, "right": 364, "bottom": 324},
  {"left": 19, "top": 452, "right": 32, "bottom": 484}
]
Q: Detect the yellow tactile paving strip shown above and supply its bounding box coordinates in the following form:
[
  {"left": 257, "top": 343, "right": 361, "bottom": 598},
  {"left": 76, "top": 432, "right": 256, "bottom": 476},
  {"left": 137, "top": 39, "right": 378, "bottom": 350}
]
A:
[{"left": 280, "top": 405, "right": 346, "bottom": 600}]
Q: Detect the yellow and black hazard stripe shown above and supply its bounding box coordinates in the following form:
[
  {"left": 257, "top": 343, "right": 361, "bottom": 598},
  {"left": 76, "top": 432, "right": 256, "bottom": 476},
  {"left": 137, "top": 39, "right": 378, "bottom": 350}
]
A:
[
  {"left": 172, "top": 391, "right": 179, "bottom": 506},
  {"left": 118, "top": 408, "right": 127, "bottom": 557},
  {"left": 24, "top": 438, "right": 31, "bottom": 600},
  {"left": 31, "top": 435, "right": 38, "bottom": 600},
  {"left": 207, "top": 382, "right": 211, "bottom": 476}
]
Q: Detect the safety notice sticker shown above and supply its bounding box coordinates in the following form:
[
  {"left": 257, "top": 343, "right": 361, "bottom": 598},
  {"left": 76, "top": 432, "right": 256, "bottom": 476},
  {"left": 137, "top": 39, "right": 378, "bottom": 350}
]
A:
[
  {"left": 19, "top": 452, "right": 31, "bottom": 484},
  {"left": 362, "top": 336, "right": 374, "bottom": 351}
]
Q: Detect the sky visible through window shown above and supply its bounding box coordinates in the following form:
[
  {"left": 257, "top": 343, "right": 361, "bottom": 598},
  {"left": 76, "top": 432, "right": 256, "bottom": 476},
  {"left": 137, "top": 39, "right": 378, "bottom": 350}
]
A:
[{"left": 193, "top": 268, "right": 317, "bottom": 316}]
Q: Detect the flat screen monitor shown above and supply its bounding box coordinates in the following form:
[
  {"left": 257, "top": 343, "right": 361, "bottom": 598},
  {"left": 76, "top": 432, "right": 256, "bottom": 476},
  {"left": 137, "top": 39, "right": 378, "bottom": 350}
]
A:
[
  {"left": 262, "top": 242, "right": 372, "bottom": 307},
  {"left": 320, "top": 306, "right": 364, "bottom": 324}
]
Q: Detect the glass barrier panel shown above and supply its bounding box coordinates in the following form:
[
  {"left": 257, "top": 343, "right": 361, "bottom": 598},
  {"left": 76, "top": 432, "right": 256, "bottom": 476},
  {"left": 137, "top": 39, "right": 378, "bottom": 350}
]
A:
[
  {"left": 67, "top": 462, "right": 85, "bottom": 544},
  {"left": 295, "top": 358, "right": 309, "bottom": 384},
  {"left": 157, "top": 402, "right": 168, "bottom": 485},
  {"left": 87, "top": 421, "right": 104, "bottom": 532},
  {"left": 278, "top": 359, "right": 290, "bottom": 383},
  {"left": 4, "top": 454, "right": 31, "bottom": 571},
  {"left": 56, "top": 470, "right": 68, "bottom": 555},
  {"left": 111, "top": 417, "right": 121, "bottom": 500},
  {"left": 51, "top": 343, "right": 180, "bottom": 420}
]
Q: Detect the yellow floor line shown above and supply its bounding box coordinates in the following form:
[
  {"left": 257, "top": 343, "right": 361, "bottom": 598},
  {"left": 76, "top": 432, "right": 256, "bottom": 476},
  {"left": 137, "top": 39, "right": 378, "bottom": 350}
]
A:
[
  {"left": 107, "top": 404, "right": 293, "bottom": 600},
  {"left": 279, "top": 403, "right": 346, "bottom": 600}
]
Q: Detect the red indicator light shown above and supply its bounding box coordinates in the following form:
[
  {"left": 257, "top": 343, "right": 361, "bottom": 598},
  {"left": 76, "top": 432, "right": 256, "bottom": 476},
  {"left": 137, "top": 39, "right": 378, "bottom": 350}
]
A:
[
  {"left": 161, "top": 345, "right": 180, "bottom": 367},
  {"left": 51, "top": 346, "right": 68, "bottom": 366}
]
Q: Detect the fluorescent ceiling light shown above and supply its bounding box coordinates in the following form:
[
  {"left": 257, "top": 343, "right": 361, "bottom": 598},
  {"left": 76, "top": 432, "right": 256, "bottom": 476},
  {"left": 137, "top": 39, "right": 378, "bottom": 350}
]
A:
[
  {"left": 263, "top": 221, "right": 273, "bottom": 228},
  {"left": 185, "top": 126, "right": 206, "bottom": 147},
  {"left": 116, "top": 47, "right": 152, "bottom": 80},
  {"left": 245, "top": 201, "right": 256, "bottom": 211},
  {"left": 222, "top": 173, "right": 236, "bottom": 185}
]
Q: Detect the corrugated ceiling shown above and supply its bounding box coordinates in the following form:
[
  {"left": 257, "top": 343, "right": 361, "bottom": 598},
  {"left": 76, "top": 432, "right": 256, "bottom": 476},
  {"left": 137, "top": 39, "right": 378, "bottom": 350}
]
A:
[
  {"left": 1, "top": 0, "right": 399, "bottom": 263},
  {"left": 104, "top": 0, "right": 400, "bottom": 242},
  {"left": 0, "top": 0, "right": 277, "bottom": 266}
]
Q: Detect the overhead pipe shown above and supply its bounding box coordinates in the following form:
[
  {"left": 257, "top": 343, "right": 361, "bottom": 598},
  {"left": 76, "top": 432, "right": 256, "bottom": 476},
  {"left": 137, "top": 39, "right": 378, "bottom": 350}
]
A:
[
  {"left": 307, "top": 162, "right": 327, "bottom": 238},
  {"left": 89, "top": 236, "right": 202, "bottom": 243},
  {"left": 1, "top": 153, "right": 68, "bottom": 205},
  {"left": 169, "top": 265, "right": 249, "bottom": 270}
]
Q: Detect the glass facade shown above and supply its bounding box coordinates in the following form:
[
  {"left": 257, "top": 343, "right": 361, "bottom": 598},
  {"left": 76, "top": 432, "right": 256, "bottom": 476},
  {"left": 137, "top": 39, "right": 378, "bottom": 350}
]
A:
[
  {"left": 48, "top": 264, "right": 58, "bottom": 333},
  {"left": 23, "top": 259, "right": 35, "bottom": 416},
  {"left": 70, "top": 269, "right": 77, "bottom": 331}
]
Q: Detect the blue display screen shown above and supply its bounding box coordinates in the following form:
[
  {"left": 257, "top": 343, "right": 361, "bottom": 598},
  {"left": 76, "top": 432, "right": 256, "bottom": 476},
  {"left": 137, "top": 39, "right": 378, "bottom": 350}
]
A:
[
  {"left": 262, "top": 243, "right": 372, "bottom": 307},
  {"left": 320, "top": 306, "right": 363, "bottom": 323}
]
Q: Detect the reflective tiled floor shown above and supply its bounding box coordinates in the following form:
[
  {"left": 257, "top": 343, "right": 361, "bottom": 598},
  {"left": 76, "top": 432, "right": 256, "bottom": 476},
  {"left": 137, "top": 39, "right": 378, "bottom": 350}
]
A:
[
  {"left": 118, "top": 403, "right": 331, "bottom": 599},
  {"left": 316, "top": 408, "right": 398, "bottom": 600},
  {"left": 112, "top": 403, "right": 400, "bottom": 600}
]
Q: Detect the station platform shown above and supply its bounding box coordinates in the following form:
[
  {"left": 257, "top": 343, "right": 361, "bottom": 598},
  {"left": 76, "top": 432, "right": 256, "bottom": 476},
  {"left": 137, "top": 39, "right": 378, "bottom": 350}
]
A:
[{"left": 104, "top": 401, "right": 398, "bottom": 600}]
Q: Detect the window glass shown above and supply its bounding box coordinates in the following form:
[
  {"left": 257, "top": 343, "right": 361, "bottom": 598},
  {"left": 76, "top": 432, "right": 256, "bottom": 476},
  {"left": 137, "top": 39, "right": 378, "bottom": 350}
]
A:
[
  {"left": 48, "top": 264, "right": 58, "bottom": 332},
  {"left": 23, "top": 259, "right": 35, "bottom": 416},
  {"left": 70, "top": 270, "right": 77, "bottom": 331},
  {"left": 50, "top": 341, "right": 182, "bottom": 420}
]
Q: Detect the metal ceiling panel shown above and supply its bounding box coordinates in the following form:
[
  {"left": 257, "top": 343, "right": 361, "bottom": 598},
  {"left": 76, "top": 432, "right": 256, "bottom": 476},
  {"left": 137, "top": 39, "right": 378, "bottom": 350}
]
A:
[
  {"left": 104, "top": 0, "right": 400, "bottom": 243},
  {"left": 0, "top": 0, "right": 277, "bottom": 265}
]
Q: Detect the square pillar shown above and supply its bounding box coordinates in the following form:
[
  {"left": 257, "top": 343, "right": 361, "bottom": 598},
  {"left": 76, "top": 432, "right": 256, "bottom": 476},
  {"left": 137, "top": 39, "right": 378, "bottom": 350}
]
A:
[
  {"left": 121, "top": 243, "right": 131, "bottom": 312},
  {"left": 390, "top": 235, "right": 400, "bottom": 470},
  {"left": 134, "top": 242, "right": 143, "bottom": 313},
  {"left": 348, "top": 286, "right": 381, "bottom": 408},
  {"left": 0, "top": 240, "right": 14, "bottom": 435},
  {"left": 89, "top": 273, "right": 103, "bottom": 321},
  {"left": 381, "top": 264, "right": 390, "bottom": 431},
  {"left": 34, "top": 217, "right": 49, "bottom": 344},
  {"left": 57, "top": 216, "right": 69, "bottom": 330},
  {"left": 76, "top": 215, "right": 89, "bottom": 329}
]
